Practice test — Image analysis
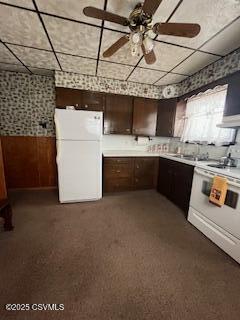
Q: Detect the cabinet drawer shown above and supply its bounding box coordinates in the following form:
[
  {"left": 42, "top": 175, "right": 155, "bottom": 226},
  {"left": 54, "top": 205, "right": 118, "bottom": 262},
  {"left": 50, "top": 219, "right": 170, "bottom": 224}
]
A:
[
  {"left": 104, "top": 157, "right": 133, "bottom": 166},
  {"left": 104, "top": 164, "right": 132, "bottom": 179},
  {"left": 104, "top": 177, "right": 132, "bottom": 193}
]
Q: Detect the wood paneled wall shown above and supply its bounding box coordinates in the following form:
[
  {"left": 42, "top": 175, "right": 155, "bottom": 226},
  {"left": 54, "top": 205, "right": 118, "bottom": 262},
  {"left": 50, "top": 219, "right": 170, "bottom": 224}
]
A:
[
  {"left": 0, "top": 138, "right": 7, "bottom": 199},
  {"left": 1, "top": 136, "right": 57, "bottom": 189}
]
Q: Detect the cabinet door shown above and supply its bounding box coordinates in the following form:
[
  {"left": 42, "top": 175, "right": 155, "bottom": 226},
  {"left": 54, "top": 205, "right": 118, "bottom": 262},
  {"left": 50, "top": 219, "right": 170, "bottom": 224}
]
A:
[
  {"left": 171, "top": 161, "right": 194, "bottom": 215},
  {"left": 157, "top": 157, "right": 173, "bottom": 198},
  {"left": 132, "top": 98, "right": 158, "bottom": 136},
  {"left": 81, "top": 91, "right": 105, "bottom": 112},
  {"left": 156, "top": 99, "right": 177, "bottom": 137},
  {"left": 56, "top": 87, "right": 82, "bottom": 109},
  {"left": 104, "top": 94, "right": 133, "bottom": 134},
  {"left": 224, "top": 73, "right": 240, "bottom": 117},
  {"left": 134, "top": 157, "right": 158, "bottom": 189}
]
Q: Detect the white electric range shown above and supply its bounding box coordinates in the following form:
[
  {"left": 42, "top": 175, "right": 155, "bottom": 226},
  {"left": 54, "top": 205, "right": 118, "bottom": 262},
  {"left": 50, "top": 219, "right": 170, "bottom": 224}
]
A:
[{"left": 188, "top": 160, "right": 240, "bottom": 264}]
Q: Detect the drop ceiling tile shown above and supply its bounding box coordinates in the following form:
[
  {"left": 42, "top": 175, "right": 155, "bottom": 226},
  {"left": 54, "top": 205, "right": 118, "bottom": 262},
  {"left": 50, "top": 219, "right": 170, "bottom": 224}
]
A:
[
  {"left": 157, "top": 0, "right": 240, "bottom": 49},
  {"left": 29, "top": 67, "right": 55, "bottom": 76},
  {"left": 8, "top": 45, "right": 60, "bottom": 70},
  {"left": 105, "top": 0, "right": 180, "bottom": 33},
  {"left": 151, "top": 0, "right": 182, "bottom": 28},
  {"left": 128, "top": 67, "right": 166, "bottom": 84},
  {"left": 57, "top": 53, "right": 96, "bottom": 75},
  {"left": 97, "top": 61, "right": 133, "bottom": 80},
  {"left": 0, "top": 0, "right": 35, "bottom": 9},
  {"left": 36, "top": 0, "right": 105, "bottom": 25},
  {"left": 0, "top": 6, "right": 51, "bottom": 49},
  {"left": 0, "top": 62, "right": 30, "bottom": 73},
  {"left": 155, "top": 73, "right": 187, "bottom": 85},
  {"left": 104, "top": 0, "right": 140, "bottom": 33},
  {"left": 172, "top": 51, "right": 219, "bottom": 75},
  {"left": 100, "top": 30, "right": 139, "bottom": 66},
  {"left": 139, "top": 42, "right": 193, "bottom": 72},
  {"left": 42, "top": 15, "right": 101, "bottom": 58},
  {"left": 200, "top": 18, "right": 240, "bottom": 55},
  {"left": 0, "top": 43, "right": 21, "bottom": 64}
]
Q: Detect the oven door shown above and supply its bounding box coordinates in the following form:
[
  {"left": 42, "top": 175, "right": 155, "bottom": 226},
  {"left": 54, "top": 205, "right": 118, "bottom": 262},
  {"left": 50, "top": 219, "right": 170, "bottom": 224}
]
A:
[{"left": 189, "top": 167, "right": 240, "bottom": 240}]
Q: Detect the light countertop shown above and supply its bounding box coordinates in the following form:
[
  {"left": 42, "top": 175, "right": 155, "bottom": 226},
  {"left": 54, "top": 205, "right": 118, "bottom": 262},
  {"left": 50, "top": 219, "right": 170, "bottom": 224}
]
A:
[
  {"left": 102, "top": 150, "right": 240, "bottom": 179},
  {"left": 196, "top": 163, "right": 240, "bottom": 180},
  {"left": 103, "top": 150, "right": 199, "bottom": 166}
]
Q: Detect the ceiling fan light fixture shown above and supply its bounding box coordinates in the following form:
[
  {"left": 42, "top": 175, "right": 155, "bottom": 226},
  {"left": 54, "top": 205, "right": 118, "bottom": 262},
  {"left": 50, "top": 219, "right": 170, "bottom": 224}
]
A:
[
  {"left": 130, "top": 32, "right": 142, "bottom": 57},
  {"left": 131, "top": 32, "right": 142, "bottom": 44},
  {"left": 143, "top": 35, "right": 154, "bottom": 54}
]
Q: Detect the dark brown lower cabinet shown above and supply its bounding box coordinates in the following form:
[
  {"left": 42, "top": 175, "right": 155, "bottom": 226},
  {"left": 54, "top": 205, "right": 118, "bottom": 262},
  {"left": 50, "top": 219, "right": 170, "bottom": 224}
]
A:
[
  {"left": 157, "top": 158, "right": 194, "bottom": 216},
  {"left": 104, "top": 157, "right": 134, "bottom": 193},
  {"left": 134, "top": 157, "right": 158, "bottom": 189},
  {"left": 104, "top": 157, "right": 158, "bottom": 193}
]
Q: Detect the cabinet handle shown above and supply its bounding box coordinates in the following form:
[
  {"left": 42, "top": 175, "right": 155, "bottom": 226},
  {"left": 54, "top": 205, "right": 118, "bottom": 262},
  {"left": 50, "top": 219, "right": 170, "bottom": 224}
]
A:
[
  {"left": 136, "top": 165, "right": 139, "bottom": 169},
  {"left": 135, "top": 178, "right": 138, "bottom": 182},
  {"left": 126, "top": 129, "right": 130, "bottom": 132},
  {"left": 116, "top": 170, "right": 120, "bottom": 173}
]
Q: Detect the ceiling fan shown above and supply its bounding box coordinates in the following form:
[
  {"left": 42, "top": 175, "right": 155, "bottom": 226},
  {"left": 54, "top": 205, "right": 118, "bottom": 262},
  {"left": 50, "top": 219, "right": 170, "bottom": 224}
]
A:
[{"left": 83, "top": 0, "right": 201, "bottom": 65}]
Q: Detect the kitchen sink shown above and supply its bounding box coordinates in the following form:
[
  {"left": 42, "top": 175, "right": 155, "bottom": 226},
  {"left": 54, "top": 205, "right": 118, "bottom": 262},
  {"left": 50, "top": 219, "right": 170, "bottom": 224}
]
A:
[{"left": 173, "top": 154, "right": 209, "bottom": 161}]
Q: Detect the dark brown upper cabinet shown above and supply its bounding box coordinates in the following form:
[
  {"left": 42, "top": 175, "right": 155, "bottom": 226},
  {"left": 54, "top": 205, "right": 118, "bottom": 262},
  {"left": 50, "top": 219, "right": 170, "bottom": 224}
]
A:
[
  {"left": 81, "top": 91, "right": 105, "bottom": 112},
  {"left": 224, "top": 72, "right": 240, "bottom": 117},
  {"left": 104, "top": 94, "right": 133, "bottom": 135},
  {"left": 156, "top": 98, "right": 177, "bottom": 137},
  {"left": 132, "top": 97, "right": 158, "bottom": 136},
  {"left": 56, "top": 87, "right": 82, "bottom": 109},
  {"left": 55, "top": 87, "right": 105, "bottom": 112}
]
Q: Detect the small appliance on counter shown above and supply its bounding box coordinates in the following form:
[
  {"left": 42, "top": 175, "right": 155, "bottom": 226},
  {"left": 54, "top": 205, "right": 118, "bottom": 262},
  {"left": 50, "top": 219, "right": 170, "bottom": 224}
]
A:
[
  {"left": 220, "top": 153, "right": 238, "bottom": 167},
  {"left": 208, "top": 152, "right": 239, "bottom": 169},
  {"left": 54, "top": 109, "right": 103, "bottom": 203}
]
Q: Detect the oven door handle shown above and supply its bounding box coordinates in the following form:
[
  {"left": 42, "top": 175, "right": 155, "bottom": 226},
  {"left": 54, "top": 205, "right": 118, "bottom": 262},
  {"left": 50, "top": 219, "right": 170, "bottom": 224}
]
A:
[
  {"left": 195, "top": 168, "right": 240, "bottom": 188},
  {"left": 195, "top": 168, "right": 215, "bottom": 179}
]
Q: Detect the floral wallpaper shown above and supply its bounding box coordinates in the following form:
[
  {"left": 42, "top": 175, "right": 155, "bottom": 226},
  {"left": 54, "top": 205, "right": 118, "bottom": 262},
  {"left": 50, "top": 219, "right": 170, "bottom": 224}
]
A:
[
  {"left": 0, "top": 70, "right": 55, "bottom": 136},
  {"left": 55, "top": 71, "right": 179, "bottom": 99}
]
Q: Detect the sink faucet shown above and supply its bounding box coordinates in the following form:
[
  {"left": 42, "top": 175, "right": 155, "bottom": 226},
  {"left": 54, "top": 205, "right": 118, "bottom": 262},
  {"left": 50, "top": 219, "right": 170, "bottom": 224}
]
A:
[{"left": 192, "top": 142, "right": 200, "bottom": 157}]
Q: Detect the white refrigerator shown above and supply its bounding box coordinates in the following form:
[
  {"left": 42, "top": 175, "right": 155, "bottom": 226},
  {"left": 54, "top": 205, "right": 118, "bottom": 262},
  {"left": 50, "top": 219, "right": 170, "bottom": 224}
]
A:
[{"left": 54, "top": 109, "right": 103, "bottom": 203}]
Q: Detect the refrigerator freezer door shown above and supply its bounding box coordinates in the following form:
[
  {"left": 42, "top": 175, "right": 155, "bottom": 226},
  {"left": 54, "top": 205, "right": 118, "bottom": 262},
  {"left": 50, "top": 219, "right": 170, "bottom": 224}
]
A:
[
  {"left": 56, "top": 140, "right": 102, "bottom": 203},
  {"left": 55, "top": 109, "right": 103, "bottom": 141}
]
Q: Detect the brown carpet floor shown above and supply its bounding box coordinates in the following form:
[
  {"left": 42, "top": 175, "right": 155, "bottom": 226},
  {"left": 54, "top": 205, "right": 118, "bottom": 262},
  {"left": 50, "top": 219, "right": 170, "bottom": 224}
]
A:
[{"left": 0, "top": 189, "right": 239, "bottom": 320}]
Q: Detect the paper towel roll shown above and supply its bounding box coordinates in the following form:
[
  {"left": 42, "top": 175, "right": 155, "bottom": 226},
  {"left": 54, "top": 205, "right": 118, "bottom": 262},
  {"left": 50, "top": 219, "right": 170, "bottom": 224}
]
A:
[{"left": 137, "top": 137, "right": 149, "bottom": 145}]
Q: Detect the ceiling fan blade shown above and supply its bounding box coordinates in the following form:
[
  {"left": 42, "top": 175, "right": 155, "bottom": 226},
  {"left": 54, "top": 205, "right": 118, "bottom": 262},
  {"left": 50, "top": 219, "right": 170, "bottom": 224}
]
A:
[
  {"left": 83, "top": 6, "right": 129, "bottom": 26},
  {"left": 141, "top": 45, "right": 156, "bottom": 65},
  {"left": 103, "top": 35, "right": 129, "bottom": 58},
  {"left": 142, "top": 0, "right": 163, "bottom": 16},
  {"left": 153, "top": 23, "right": 201, "bottom": 38}
]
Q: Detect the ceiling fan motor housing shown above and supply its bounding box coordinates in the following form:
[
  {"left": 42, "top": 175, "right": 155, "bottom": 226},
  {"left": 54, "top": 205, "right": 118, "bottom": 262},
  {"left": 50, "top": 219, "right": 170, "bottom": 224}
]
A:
[{"left": 129, "top": 3, "right": 153, "bottom": 32}]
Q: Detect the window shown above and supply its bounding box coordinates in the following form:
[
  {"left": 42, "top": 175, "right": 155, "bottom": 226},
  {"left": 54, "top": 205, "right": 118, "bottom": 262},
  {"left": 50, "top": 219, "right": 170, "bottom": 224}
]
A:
[{"left": 181, "top": 86, "right": 236, "bottom": 146}]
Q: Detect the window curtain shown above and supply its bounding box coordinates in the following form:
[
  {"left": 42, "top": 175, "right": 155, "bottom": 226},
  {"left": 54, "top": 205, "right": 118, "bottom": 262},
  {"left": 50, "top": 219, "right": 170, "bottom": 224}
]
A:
[{"left": 181, "top": 86, "right": 235, "bottom": 146}]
